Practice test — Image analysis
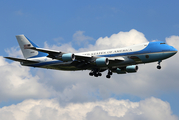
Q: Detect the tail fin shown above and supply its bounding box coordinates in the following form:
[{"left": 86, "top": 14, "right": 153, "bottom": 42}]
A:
[{"left": 16, "top": 35, "right": 48, "bottom": 59}]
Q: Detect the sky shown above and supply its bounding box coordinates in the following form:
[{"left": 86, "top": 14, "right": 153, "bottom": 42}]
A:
[{"left": 0, "top": 0, "right": 179, "bottom": 120}]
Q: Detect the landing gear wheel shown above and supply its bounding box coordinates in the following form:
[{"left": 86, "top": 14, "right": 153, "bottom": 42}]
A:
[
  {"left": 94, "top": 74, "right": 98, "bottom": 77},
  {"left": 157, "top": 65, "right": 161, "bottom": 69},
  {"left": 89, "top": 72, "right": 94, "bottom": 76},
  {"left": 98, "top": 73, "right": 102, "bottom": 76},
  {"left": 157, "top": 60, "right": 162, "bottom": 69},
  {"left": 94, "top": 72, "right": 99, "bottom": 77},
  {"left": 106, "top": 75, "right": 111, "bottom": 79}
]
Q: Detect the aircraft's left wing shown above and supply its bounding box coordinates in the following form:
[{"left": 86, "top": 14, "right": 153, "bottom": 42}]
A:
[{"left": 4, "top": 57, "right": 39, "bottom": 63}]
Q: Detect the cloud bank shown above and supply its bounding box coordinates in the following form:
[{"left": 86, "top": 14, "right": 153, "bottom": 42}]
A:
[
  {"left": 0, "top": 56, "right": 52, "bottom": 101},
  {"left": 0, "top": 97, "right": 177, "bottom": 120}
]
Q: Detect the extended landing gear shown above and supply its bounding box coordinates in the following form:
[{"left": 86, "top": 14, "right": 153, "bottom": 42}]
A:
[
  {"left": 106, "top": 70, "right": 112, "bottom": 79},
  {"left": 106, "top": 75, "right": 110, "bottom": 78},
  {"left": 89, "top": 70, "right": 102, "bottom": 77},
  {"left": 89, "top": 71, "right": 94, "bottom": 76},
  {"left": 157, "top": 60, "right": 162, "bottom": 69},
  {"left": 89, "top": 69, "right": 113, "bottom": 78},
  {"left": 157, "top": 65, "right": 161, "bottom": 69}
]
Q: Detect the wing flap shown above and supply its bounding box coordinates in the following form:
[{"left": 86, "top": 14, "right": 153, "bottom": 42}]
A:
[{"left": 108, "top": 57, "right": 125, "bottom": 61}]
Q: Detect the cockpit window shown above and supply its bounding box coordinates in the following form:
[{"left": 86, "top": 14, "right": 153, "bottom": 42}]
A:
[{"left": 160, "top": 43, "right": 166, "bottom": 44}]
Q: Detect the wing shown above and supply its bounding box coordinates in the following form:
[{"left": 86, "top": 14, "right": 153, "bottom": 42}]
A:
[
  {"left": 27, "top": 47, "right": 64, "bottom": 59},
  {"left": 27, "top": 47, "right": 95, "bottom": 61},
  {"left": 4, "top": 57, "right": 39, "bottom": 63}
]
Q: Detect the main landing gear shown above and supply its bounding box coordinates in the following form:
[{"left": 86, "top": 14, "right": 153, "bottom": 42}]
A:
[
  {"left": 157, "top": 60, "right": 162, "bottom": 69},
  {"left": 89, "top": 70, "right": 102, "bottom": 77},
  {"left": 106, "top": 70, "right": 112, "bottom": 79},
  {"left": 89, "top": 69, "right": 113, "bottom": 79}
]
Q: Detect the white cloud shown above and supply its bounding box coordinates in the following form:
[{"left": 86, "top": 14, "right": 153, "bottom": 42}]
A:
[
  {"left": 0, "top": 97, "right": 177, "bottom": 120},
  {"left": 44, "top": 41, "right": 77, "bottom": 53},
  {"left": 43, "top": 29, "right": 148, "bottom": 53},
  {"left": 5, "top": 46, "right": 23, "bottom": 58},
  {"left": 53, "top": 36, "right": 64, "bottom": 42},
  {"left": 96, "top": 29, "right": 148, "bottom": 48},
  {"left": 78, "top": 29, "right": 148, "bottom": 52},
  {"left": 0, "top": 56, "right": 52, "bottom": 101},
  {"left": 73, "top": 31, "right": 94, "bottom": 46},
  {"left": 166, "top": 35, "right": 179, "bottom": 50}
]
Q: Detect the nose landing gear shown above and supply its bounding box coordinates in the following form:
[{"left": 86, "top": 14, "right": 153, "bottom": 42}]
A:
[{"left": 157, "top": 60, "right": 162, "bottom": 69}]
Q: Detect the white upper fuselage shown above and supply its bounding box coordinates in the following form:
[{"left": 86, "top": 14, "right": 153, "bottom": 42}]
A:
[{"left": 76, "top": 42, "right": 148, "bottom": 57}]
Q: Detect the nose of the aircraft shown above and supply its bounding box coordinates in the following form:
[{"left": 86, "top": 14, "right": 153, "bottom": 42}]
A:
[
  {"left": 171, "top": 46, "right": 178, "bottom": 52},
  {"left": 170, "top": 46, "right": 178, "bottom": 55}
]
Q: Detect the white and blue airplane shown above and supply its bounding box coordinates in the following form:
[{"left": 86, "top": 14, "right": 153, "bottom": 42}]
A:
[{"left": 5, "top": 35, "right": 178, "bottom": 78}]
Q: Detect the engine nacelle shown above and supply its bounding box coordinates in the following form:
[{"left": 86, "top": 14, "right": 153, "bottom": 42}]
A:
[
  {"left": 95, "top": 57, "right": 109, "bottom": 66},
  {"left": 126, "top": 65, "right": 138, "bottom": 73},
  {"left": 62, "top": 53, "right": 75, "bottom": 61},
  {"left": 116, "top": 68, "right": 126, "bottom": 74}
]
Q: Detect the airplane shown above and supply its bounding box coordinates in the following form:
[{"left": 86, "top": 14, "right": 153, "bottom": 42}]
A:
[{"left": 4, "top": 35, "right": 178, "bottom": 78}]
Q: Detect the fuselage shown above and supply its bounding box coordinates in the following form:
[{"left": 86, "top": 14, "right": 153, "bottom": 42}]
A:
[{"left": 24, "top": 41, "right": 177, "bottom": 71}]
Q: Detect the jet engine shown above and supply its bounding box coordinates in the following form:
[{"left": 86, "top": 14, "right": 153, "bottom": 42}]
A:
[
  {"left": 115, "top": 65, "right": 138, "bottom": 74},
  {"left": 61, "top": 53, "right": 75, "bottom": 61},
  {"left": 95, "top": 57, "right": 109, "bottom": 66},
  {"left": 116, "top": 68, "right": 126, "bottom": 74},
  {"left": 126, "top": 65, "right": 138, "bottom": 73}
]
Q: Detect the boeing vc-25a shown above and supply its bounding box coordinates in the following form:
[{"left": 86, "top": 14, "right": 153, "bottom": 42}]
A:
[{"left": 5, "top": 35, "right": 178, "bottom": 78}]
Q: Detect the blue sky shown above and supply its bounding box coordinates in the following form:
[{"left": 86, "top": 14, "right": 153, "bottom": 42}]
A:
[
  {"left": 1, "top": 0, "right": 179, "bottom": 50},
  {"left": 0, "top": 1, "right": 179, "bottom": 119}
]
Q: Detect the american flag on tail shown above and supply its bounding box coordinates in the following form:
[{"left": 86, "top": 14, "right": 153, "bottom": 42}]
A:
[{"left": 24, "top": 44, "right": 31, "bottom": 49}]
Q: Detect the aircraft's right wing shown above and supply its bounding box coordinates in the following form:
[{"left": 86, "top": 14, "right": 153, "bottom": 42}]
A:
[
  {"left": 26, "top": 47, "right": 65, "bottom": 59},
  {"left": 26, "top": 47, "right": 62, "bottom": 54},
  {"left": 26, "top": 47, "right": 125, "bottom": 68},
  {"left": 27, "top": 47, "right": 124, "bottom": 61}
]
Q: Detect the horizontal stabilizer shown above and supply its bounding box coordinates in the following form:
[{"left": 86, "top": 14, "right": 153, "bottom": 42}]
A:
[{"left": 4, "top": 57, "right": 39, "bottom": 63}]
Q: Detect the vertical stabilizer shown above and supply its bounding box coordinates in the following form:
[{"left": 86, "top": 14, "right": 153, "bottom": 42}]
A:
[{"left": 16, "top": 35, "right": 47, "bottom": 59}]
